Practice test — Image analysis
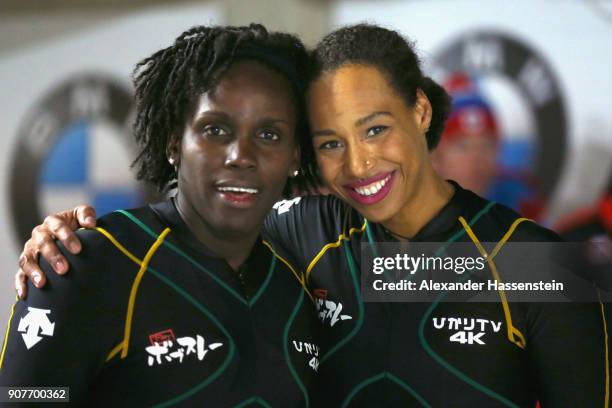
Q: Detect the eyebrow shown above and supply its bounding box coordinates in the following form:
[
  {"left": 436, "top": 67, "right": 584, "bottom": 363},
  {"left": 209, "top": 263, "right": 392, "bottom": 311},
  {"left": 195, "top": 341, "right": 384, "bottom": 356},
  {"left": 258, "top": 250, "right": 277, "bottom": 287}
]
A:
[
  {"left": 312, "top": 129, "right": 336, "bottom": 137},
  {"left": 355, "top": 111, "right": 392, "bottom": 127},
  {"left": 258, "top": 117, "right": 291, "bottom": 126},
  {"left": 193, "top": 111, "right": 289, "bottom": 126},
  {"left": 193, "top": 110, "right": 229, "bottom": 120},
  {"left": 312, "top": 111, "right": 392, "bottom": 137}
]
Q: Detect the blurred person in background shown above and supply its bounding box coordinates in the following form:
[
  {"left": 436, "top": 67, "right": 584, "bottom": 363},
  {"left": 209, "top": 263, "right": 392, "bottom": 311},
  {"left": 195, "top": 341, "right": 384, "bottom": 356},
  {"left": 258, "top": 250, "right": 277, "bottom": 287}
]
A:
[
  {"left": 431, "top": 73, "right": 500, "bottom": 197},
  {"left": 432, "top": 73, "right": 544, "bottom": 219}
]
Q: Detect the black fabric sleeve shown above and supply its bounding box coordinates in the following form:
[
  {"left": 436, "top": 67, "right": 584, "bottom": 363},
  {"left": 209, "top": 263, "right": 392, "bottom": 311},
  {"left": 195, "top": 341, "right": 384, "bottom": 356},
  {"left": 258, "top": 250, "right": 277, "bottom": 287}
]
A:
[
  {"left": 0, "top": 229, "right": 125, "bottom": 404},
  {"left": 525, "top": 300, "right": 609, "bottom": 407},
  {"left": 263, "top": 195, "right": 346, "bottom": 272},
  {"left": 511, "top": 221, "right": 609, "bottom": 406}
]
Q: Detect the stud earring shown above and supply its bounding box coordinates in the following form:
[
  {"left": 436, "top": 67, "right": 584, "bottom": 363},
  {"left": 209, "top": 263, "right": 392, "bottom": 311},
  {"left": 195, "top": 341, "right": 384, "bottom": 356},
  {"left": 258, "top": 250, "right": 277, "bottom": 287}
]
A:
[{"left": 168, "top": 157, "right": 178, "bottom": 172}]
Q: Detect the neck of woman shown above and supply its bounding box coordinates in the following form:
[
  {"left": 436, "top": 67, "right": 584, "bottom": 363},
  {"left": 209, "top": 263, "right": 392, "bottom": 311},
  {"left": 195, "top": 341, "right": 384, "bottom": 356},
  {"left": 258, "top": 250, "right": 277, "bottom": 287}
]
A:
[
  {"left": 383, "top": 169, "right": 454, "bottom": 240},
  {"left": 175, "top": 193, "right": 259, "bottom": 271}
]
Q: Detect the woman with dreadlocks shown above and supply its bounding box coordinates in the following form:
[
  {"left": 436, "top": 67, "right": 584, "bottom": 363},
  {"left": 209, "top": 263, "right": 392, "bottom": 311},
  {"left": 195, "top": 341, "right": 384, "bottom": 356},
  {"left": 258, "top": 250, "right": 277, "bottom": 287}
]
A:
[{"left": 0, "top": 24, "right": 320, "bottom": 406}]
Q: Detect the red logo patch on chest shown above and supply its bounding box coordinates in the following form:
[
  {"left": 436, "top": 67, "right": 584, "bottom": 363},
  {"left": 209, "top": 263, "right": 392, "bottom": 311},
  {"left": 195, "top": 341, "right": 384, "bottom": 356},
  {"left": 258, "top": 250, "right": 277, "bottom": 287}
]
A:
[
  {"left": 313, "top": 288, "right": 328, "bottom": 300},
  {"left": 149, "top": 329, "right": 176, "bottom": 346}
]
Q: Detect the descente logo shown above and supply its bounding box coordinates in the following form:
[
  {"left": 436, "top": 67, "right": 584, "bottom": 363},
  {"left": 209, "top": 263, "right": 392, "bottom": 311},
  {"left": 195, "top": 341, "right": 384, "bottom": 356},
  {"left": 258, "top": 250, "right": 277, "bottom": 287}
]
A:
[
  {"left": 18, "top": 307, "right": 55, "bottom": 350},
  {"left": 273, "top": 197, "right": 302, "bottom": 215}
]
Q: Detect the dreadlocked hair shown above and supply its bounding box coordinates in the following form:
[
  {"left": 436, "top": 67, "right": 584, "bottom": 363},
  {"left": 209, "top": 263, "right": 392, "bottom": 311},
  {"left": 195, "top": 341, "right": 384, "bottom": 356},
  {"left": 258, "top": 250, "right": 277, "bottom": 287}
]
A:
[
  {"left": 131, "top": 23, "right": 321, "bottom": 194},
  {"left": 310, "top": 24, "right": 451, "bottom": 150}
]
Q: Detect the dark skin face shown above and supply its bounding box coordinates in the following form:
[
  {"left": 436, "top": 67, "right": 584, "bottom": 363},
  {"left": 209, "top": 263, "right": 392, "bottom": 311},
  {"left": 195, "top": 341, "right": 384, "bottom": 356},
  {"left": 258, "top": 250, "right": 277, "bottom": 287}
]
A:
[{"left": 169, "top": 60, "right": 299, "bottom": 270}]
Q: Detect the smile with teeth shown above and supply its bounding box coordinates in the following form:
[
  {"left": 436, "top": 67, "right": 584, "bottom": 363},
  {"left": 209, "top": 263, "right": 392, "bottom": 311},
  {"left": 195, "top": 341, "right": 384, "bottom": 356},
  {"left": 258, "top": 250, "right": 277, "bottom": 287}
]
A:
[
  {"left": 217, "top": 186, "right": 259, "bottom": 194},
  {"left": 353, "top": 173, "right": 392, "bottom": 196}
]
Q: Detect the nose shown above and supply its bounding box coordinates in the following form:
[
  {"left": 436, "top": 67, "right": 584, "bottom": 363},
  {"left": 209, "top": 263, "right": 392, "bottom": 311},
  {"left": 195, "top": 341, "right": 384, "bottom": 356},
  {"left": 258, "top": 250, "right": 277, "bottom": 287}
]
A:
[
  {"left": 345, "top": 140, "right": 374, "bottom": 179},
  {"left": 224, "top": 136, "right": 257, "bottom": 170}
]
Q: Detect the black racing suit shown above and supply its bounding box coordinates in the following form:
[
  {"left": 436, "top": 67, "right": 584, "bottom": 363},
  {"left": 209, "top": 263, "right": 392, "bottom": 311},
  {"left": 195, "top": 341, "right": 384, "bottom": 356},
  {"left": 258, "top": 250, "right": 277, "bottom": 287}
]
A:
[
  {"left": 0, "top": 199, "right": 319, "bottom": 407},
  {"left": 264, "top": 182, "right": 609, "bottom": 407}
]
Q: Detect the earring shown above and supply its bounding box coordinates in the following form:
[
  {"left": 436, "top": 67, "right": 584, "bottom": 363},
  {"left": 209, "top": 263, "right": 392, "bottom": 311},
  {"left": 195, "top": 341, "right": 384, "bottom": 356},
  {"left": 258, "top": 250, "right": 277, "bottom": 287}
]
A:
[
  {"left": 364, "top": 159, "right": 371, "bottom": 167},
  {"left": 168, "top": 157, "right": 178, "bottom": 172},
  {"left": 292, "top": 170, "right": 299, "bottom": 177}
]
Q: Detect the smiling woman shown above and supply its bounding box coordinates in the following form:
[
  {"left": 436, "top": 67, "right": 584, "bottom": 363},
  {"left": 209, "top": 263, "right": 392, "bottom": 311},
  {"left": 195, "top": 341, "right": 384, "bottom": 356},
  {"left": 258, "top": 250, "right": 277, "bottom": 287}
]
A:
[
  {"left": 0, "top": 24, "right": 320, "bottom": 406},
  {"left": 309, "top": 64, "right": 453, "bottom": 233},
  {"left": 292, "top": 24, "right": 609, "bottom": 407}
]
